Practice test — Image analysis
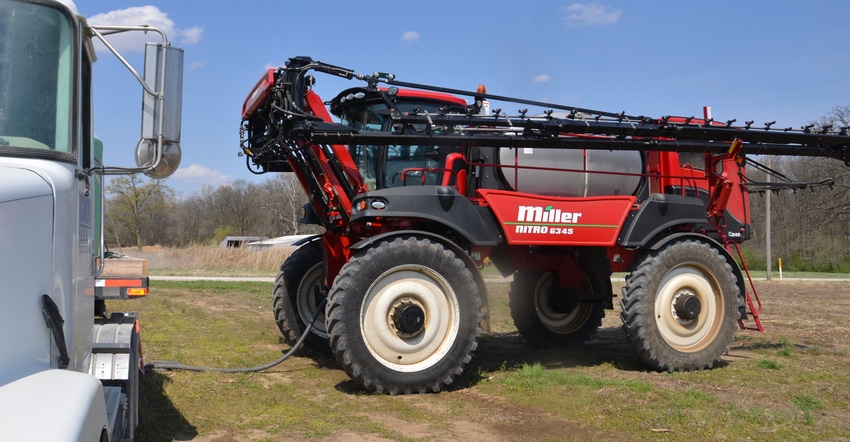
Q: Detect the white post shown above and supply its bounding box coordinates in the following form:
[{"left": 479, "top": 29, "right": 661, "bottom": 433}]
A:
[{"left": 765, "top": 157, "right": 772, "bottom": 281}]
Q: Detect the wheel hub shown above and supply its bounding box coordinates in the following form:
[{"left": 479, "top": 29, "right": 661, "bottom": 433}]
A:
[
  {"left": 673, "top": 291, "right": 701, "bottom": 320},
  {"left": 546, "top": 286, "right": 579, "bottom": 314},
  {"left": 390, "top": 299, "right": 426, "bottom": 337}
]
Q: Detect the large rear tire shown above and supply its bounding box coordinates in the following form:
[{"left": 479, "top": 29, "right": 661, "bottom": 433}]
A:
[
  {"left": 326, "top": 237, "right": 481, "bottom": 394},
  {"left": 620, "top": 239, "right": 738, "bottom": 371},
  {"left": 272, "top": 241, "right": 328, "bottom": 351},
  {"left": 509, "top": 270, "right": 605, "bottom": 347}
]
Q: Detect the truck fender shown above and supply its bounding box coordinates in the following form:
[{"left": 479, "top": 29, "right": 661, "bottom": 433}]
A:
[
  {"left": 0, "top": 366, "right": 109, "bottom": 442},
  {"left": 349, "top": 230, "right": 491, "bottom": 332},
  {"left": 291, "top": 233, "right": 323, "bottom": 248},
  {"left": 642, "top": 232, "right": 748, "bottom": 320}
]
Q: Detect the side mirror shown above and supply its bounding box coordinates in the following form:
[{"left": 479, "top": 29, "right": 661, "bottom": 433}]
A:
[{"left": 135, "top": 43, "right": 184, "bottom": 178}]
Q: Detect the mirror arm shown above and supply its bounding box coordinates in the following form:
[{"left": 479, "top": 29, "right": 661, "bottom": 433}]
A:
[
  {"left": 87, "top": 26, "right": 168, "bottom": 97},
  {"left": 89, "top": 166, "right": 157, "bottom": 176},
  {"left": 87, "top": 25, "right": 172, "bottom": 175}
]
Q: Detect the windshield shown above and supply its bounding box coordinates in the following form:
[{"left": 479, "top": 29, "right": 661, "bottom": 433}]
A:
[
  {"left": 340, "top": 101, "right": 454, "bottom": 189},
  {"left": 0, "top": 2, "right": 73, "bottom": 153}
]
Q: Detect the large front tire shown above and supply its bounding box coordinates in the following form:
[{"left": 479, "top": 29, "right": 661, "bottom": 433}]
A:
[
  {"left": 326, "top": 237, "right": 481, "bottom": 394},
  {"left": 620, "top": 239, "right": 739, "bottom": 371},
  {"left": 509, "top": 270, "right": 605, "bottom": 347},
  {"left": 272, "top": 241, "right": 328, "bottom": 351}
]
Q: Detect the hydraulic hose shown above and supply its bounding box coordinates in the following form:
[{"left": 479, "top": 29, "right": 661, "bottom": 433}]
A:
[{"left": 144, "top": 299, "right": 326, "bottom": 373}]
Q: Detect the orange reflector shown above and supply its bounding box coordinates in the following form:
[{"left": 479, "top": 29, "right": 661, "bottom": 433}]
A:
[{"left": 127, "top": 288, "right": 149, "bottom": 297}]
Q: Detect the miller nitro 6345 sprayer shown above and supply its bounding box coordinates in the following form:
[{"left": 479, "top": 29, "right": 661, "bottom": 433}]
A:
[{"left": 239, "top": 56, "right": 850, "bottom": 394}]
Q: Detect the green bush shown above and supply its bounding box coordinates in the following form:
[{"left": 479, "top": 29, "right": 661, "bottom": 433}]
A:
[
  {"left": 737, "top": 247, "right": 766, "bottom": 271},
  {"left": 739, "top": 247, "right": 850, "bottom": 274}
]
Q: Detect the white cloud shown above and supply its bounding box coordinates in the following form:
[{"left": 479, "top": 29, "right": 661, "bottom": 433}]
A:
[
  {"left": 402, "top": 31, "right": 421, "bottom": 43},
  {"left": 533, "top": 74, "right": 551, "bottom": 83},
  {"left": 180, "top": 26, "right": 204, "bottom": 45},
  {"left": 563, "top": 2, "right": 622, "bottom": 28},
  {"left": 88, "top": 6, "right": 203, "bottom": 52},
  {"left": 171, "top": 164, "right": 233, "bottom": 187},
  {"left": 189, "top": 61, "right": 207, "bottom": 70}
]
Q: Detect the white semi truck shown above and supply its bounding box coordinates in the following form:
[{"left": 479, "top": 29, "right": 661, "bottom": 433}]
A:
[{"left": 0, "top": 0, "right": 183, "bottom": 440}]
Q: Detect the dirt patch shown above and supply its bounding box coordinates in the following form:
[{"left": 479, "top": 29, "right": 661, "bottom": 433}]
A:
[
  {"left": 297, "top": 386, "right": 610, "bottom": 442},
  {"left": 752, "top": 280, "right": 850, "bottom": 351}
]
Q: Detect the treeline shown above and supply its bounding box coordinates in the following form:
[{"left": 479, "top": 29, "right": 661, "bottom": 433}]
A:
[
  {"left": 105, "top": 157, "right": 850, "bottom": 272},
  {"left": 104, "top": 173, "right": 321, "bottom": 249},
  {"left": 105, "top": 107, "right": 850, "bottom": 272},
  {"left": 745, "top": 155, "right": 850, "bottom": 272},
  {"left": 744, "top": 106, "right": 850, "bottom": 272}
]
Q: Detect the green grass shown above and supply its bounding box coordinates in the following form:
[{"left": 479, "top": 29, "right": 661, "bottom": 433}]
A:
[
  {"left": 756, "top": 358, "right": 783, "bottom": 370},
  {"left": 108, "top": 279, "right": 850, "bottom": 441},
  {"left": 792, "top": 394, "right": 824, "bottom": 426}
]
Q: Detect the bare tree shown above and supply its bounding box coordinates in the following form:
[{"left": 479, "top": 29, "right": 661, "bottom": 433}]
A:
[
  {"left": 105, "top": 174, "right": 172, "bottom": 250},
  {"left": 258, "top": 174, "right": 315, "bottom": 236}
]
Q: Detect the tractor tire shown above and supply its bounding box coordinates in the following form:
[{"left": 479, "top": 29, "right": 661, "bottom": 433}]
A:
[
  {"left": 326, "top": 237, "right": 481, "bottom": 394},
  {"left": 509, "top": 270, "right": 605, "bottom": 347},
  {"left": 272, "top": 240, "right": 328, "bottom": 352},
  {"left": 620, "top": 239, "right": 739, "bottom": 371}
]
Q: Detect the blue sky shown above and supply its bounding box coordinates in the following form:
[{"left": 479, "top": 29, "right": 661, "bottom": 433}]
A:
[{"left": 78, "top": 1, "right": 850, "bottom": 196}]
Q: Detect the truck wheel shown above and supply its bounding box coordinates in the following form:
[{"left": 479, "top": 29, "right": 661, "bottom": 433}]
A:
[
  {"left": 326, "top": 237, "right": 481, "bottom": 394},
  {"left": 620, "top": 239, "right": 738, "bottom": 371},
  {"left": 272, "top": 241, "right": 328, "bottom": 351},
  {"left": 509, "top": 270, "right": 605, "bottom": 347}
]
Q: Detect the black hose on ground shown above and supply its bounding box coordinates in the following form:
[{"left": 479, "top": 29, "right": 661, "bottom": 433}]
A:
[{"left": 144, "top": 299, "right": 326, "bottom": 373}]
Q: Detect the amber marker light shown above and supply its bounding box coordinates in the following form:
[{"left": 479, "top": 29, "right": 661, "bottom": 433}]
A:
[{"left": 127, "top": 287, "right": 149, "bottom": 297}]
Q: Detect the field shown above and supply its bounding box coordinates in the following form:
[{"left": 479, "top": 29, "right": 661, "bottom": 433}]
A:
[{"left": 106, "top": 251, "right": 850, "bottom": 441}]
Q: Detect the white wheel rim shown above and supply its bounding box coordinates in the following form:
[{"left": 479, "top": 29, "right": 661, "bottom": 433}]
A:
[
  {"left": 533, "top": 271, "right": 592, "bottom": 333},
  {"left": 297, "top": 264, "right": 327, "bottom": 337},
  {"left": 360, "top": 265, "right": 460, "bottom": 372},
  {"left": 654, "top": 264, "right": 723, "bottom": 351}
]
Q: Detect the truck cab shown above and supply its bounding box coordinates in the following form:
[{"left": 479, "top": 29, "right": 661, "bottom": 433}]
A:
[{"left": 0, "top": 1, "right": 182, "bottom": 440}]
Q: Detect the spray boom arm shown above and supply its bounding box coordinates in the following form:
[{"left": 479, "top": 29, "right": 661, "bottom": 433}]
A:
[{"left": 241, "top": 57, "right": 850, "bottom": 177}]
